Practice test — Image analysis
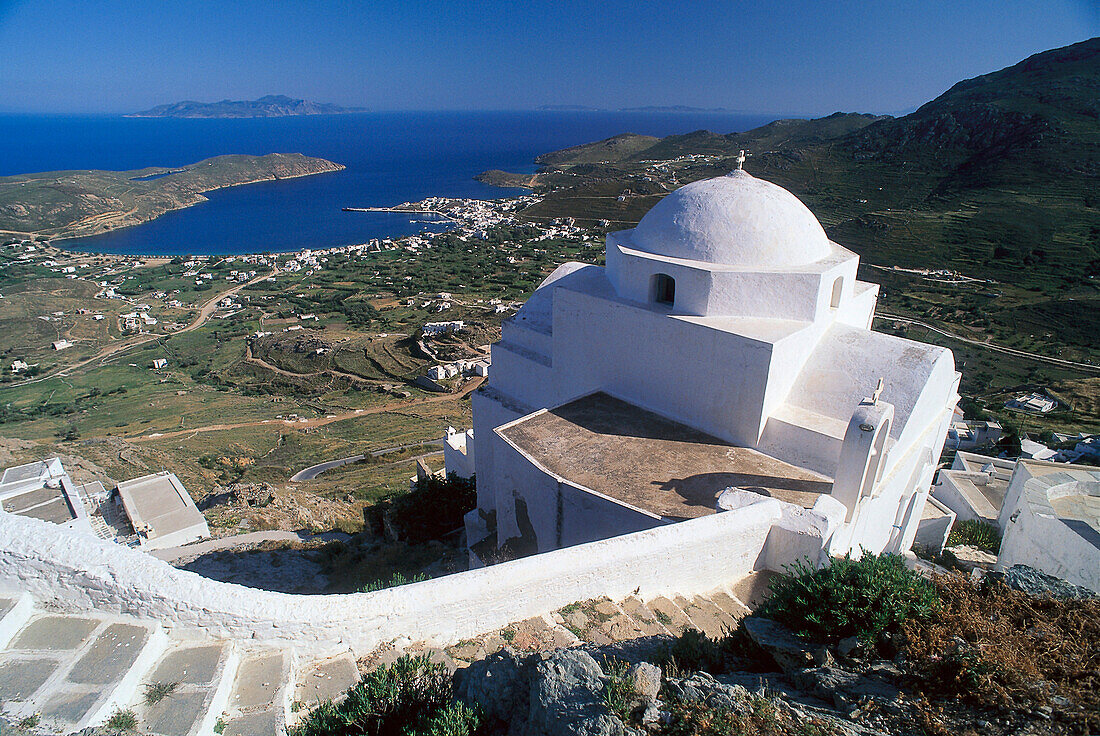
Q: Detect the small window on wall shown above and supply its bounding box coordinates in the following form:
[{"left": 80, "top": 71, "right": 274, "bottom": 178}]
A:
[
  {"left": 830, "top": 276, "right": 844, "bottom": 309},
  {"left": 653, "top": 273, "right": 675, "bottom": 306}
]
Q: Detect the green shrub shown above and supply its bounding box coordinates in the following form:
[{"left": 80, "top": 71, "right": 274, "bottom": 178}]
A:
[
  {"left": 757, "top": 552, "right": 939, "bottom": 644},
  {"left": 106, "top": 709, "right": 138, "bottom": 730},
  {"left": 358, "top": 571, "right": 429, "bottom": 593},
  {"left": 662, "top": 629, "right": 726, "bottom": 674},
  {"left": 946, "top": 519, "right": 1001, "bottom": 553},
  {"left": 388, "top": 474, "right": 476, "bottom": 544},
  {"left": 601, "top": 657, "right": 637, "bottom": 722},
  {"left": 291, "top": 654, "right": 482, "bottom": 736}
]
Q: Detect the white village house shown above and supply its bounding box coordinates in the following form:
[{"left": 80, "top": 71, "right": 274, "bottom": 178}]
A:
[{"left": 451, "top": 165, "right": 960, "bottom": 563}]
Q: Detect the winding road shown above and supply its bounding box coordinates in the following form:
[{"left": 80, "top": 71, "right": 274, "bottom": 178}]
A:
[
  {"left": 2, "top": 267, "right": 279, "bottom": 389},
  {"left": 876, "top": 313, "right": 1100, "bottom": 374},
  {"left": 290, "top": 440, "right": 445, "bottom": 481}
]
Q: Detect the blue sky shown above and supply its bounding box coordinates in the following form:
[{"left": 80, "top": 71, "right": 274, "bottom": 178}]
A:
[{"left": 0, "top": 0, "right": 1096, "bottom": 114}]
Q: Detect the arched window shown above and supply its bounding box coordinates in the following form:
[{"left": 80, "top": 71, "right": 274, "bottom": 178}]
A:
[
  {"left": 652, "top": 273, "right": 675, "bottom": 306},
  {"left": 830, "top": 276, "right": 843, "bottom": 309}
]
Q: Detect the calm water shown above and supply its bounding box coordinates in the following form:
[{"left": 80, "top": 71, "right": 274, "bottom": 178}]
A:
[{"left": 0, "top": 111, "right": 776, "bottom": 255}]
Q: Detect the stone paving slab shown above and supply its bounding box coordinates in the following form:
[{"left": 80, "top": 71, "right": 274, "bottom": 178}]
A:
[
  {"left": 296, "top": 654, "right": 360, "bottom": 705},
  {"left": 136, "top": 641, "right": 236, "bottom": 736},
  {"left": 141, "top": 690, "right": 210, "bottom": 736},
  {"left": 39, "top": 690, "right": 99, "bottom": 723},
  {"left": 149, "top": 643, "right": 228, "bottom": 686},
  {"left": 67, "top": 622, "right": 150, "bottom": 685},
  {"left": 9, "top": 615, "right": 99, "bottom": 650},
  {"left": 230, "top": 651, "right": 287, "bottom": 712},
  {"left": 224, "top": 708, "right": 283, "bottom": 736},
  {"left": 0, "top": 657, "right": 58, "bottom": 700}
]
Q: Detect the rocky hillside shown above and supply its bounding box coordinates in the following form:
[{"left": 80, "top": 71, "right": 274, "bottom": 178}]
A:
[{"left": 0, "top": 153, "right": 345, "bottom": 239}]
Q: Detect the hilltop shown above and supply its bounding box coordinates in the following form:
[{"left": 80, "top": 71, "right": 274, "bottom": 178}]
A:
[
  {"left": 127, "top": 94, "right": 366, "bottom": 118},
  {"left": 0, "top": 153, "right": 345, "bottom": 240}
]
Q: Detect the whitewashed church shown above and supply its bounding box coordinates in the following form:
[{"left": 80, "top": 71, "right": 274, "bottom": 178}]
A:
[{"left": 449, "top": 163, "right": 959, "bottom": 565}]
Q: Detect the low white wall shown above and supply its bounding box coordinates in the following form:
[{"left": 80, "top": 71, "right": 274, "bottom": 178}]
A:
[
  {"left": 997, "top": 473, "right": 1100, "bottom": 593},
  {"left": 0, "top": 498, "right": 790, "bottom": 656}
]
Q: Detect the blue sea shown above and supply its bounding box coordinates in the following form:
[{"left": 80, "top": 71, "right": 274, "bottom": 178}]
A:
[{"left": 0, "top": 111, "right": 776, "bottom": 256}]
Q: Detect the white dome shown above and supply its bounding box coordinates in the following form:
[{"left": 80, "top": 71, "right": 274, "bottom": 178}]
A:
[{"left": 630, "top": 170, "right": 831, "bottom": 269}]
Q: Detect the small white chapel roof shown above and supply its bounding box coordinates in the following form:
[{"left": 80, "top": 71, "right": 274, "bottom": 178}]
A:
[{"left": 628, "top": 169, "right": 831, "bottom": 269}]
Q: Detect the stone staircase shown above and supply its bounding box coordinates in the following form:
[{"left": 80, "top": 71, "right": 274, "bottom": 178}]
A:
[
  {"left": 364, "top": 571, "right": 777, "bottom": 675},
  {"left": 0, "top": 571, "right": 776, "bottom": 735}
]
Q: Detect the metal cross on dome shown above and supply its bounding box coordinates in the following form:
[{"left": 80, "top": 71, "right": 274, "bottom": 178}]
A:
[{"left": 736, "top": 150, "right": 746, "bottom": 170}]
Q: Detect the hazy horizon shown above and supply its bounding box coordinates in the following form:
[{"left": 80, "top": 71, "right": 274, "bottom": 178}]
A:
[{"left": 1, "top": 1, "right": 1096, "bottom": 116}]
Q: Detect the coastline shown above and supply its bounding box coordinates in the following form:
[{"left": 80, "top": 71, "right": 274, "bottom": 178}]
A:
[{"left": 1, "top": 153, "right": 346, "bottom": 244}]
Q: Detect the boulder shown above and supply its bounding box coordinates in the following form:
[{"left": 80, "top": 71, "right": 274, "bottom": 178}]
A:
[
  {"left": 837, "top": 636, "right": 864, "bottom": 660},
  {"left": 742, "top": 617, "right": 815, "bottom": 673},
  {"left": 989, "top": 564, "right": 1097, "bottom": 599},
  {"left": 525, "top": 650, "right": 625, "bottom": 736},
  {"left": 453, "top": 649, "right": 531, "bottom": 727},
  {"left": 945, "top": 545, "right": 997, "bottom": 572},
  {"left": 626, "top": 662, "right": 662, "bottom": 705}
]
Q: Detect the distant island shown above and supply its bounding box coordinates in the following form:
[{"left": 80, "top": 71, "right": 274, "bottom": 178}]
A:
[
  {"left": 0, "top": 153, "right": 344, "bottom": 240},
  {"left": 127, "top": 95, "right": 366, "bottom": 118}
]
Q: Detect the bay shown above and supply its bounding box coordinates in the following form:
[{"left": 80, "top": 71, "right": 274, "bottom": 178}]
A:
[{"left": 0, "top": 110, "right": 775, "bottom": 256}]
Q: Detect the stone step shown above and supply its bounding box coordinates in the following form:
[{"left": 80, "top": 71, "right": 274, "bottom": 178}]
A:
[
  {"left": 131, "top": 640, "right": 239, "bottom": 736},
  {"left": 730, "top": 570, "right": 780, "bottom": 611},
  {"left": 2, "top": 612, "right": 166, "bottom": 732},
  {"left": 705, "top": 589, "right": 752, "bottom": 622},
  {"left": 220, "top": 649, "right": 293, "bottom": 736},
  {"left": 617, "top": 596, "right": 670, "bottom": 637},
  {"left": 674, "top": 595, "right": 740, "bottom": 639},
  {"left": 643, "top": 596, "right": 695, "bottom": 636}
]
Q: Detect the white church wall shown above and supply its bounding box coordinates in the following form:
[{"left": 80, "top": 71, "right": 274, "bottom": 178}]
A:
[
  {"left": 470, "top": 390, "right": 525, "bottom": 514},
  {"left": 489, "top": 415, "right": 667, "bottom": 552},
  {"left": 553, "top": 286, "right": 773, "bottom": 448},
  {"left": 835, "top": 281, "right": 879, "bottom": 330},
  {"left": 705, "top": 270, "right": 825, "bottom": 322},
  {"left": 0, "top": 496, "right": 792, "bottom": 655},
  {"left": 558, "top": 481, "right": 667, "bottom": 548},
  {"left": 606, "top": 241, "right": 713, "bottom": 316},
  {"left": 500, "top": 319, "right": 554, "bottom": 358}
]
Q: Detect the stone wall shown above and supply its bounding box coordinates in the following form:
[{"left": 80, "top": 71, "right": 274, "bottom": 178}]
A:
[{"left": 0, "top": 496, "right": 805, "bottom": 655}]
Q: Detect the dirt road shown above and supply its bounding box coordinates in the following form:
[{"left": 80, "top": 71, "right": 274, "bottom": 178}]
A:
[
  {"left": 3, "top": 267, "right": 279, "bottom": 389},
  {"left": 132, "top": 376, "right": 484, "bottom": 442}
]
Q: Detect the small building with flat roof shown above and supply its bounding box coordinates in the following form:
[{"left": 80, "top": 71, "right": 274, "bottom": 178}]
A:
[
  {"left": 0, "top": 458, "right": 92, "bottom": 534},
  {"left": 116, "top": 471, "right": 209, "bottom": 550}
]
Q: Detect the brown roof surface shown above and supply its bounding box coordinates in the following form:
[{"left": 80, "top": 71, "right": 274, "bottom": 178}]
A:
[{"left": 498, "top": 392, "right": 833, "bottom": 520}]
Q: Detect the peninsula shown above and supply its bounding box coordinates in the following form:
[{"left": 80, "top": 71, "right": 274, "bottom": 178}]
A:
[
  {"left": 127, "top": 94, "right": 366, "bottom": 118},
  {"left": 0, "top": 153, "right": 344, "bottom": 240}
]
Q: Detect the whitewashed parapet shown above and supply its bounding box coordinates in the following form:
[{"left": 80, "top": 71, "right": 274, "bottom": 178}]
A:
[{"left": 0, "top": 498, "right": 795, "bottom": 655}]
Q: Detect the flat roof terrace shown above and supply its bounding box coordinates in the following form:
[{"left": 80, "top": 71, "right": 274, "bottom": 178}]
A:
[
  {"left": 498, "top": 392, "right": 833, "bottom": 520},
  {"left": 1, "top": 486, "right": 77, "bottom": 524}
]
